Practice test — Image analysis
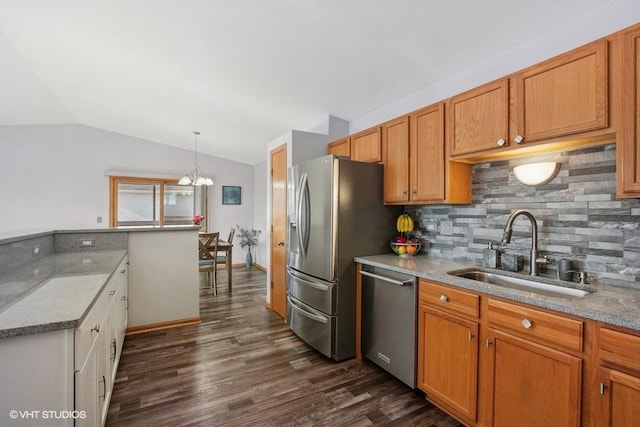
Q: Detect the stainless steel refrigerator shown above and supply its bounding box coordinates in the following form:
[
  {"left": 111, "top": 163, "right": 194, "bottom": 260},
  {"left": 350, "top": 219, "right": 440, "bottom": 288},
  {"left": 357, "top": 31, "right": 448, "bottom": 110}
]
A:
[{"left": 286, "top": 154, "right": 400, "bottom": 361}]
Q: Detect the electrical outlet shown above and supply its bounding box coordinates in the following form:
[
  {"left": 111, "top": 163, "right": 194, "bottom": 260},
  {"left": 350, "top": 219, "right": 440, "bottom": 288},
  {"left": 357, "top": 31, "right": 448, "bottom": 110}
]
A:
[
  {"left": 82, "top": 240, "right": 95, "bottom": 247},
  {"left": 32, "top": 245, "right": 39, "bottom": 255},
  {"left": 97, "top": 216, "right": 103, "bottom": 224}
]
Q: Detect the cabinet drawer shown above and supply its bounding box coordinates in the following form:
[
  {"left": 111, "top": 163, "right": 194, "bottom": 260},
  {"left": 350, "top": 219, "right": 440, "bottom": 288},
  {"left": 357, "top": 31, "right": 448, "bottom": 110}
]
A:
[
  {"left": 74, "top": 283, "right": 118, "bottom": 370},
  {"left": 600, "top": 327, "right": 640, "bottom": 372},
  {"left": 420, "top": 280, "right": 479, "bottom": 318},
  {"left": 487, "top": 299, "right": 583, "bottom": 352}
]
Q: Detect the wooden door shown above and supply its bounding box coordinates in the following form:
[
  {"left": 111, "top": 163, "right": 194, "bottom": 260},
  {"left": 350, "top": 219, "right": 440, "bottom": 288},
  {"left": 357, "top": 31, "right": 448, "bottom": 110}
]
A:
[
  {"left": 618, "top": 24, "right": 640, "bottom": 196},
  {"left": 270, "top": 144, "right": 287, "bottom": 319},
  {"left": 598, "top": 367, "right": 640, "bottom": 427},
  {"left": 327, "top": 137, "right": 350, "bottom": 158},
  {"left": 410, "top": 103, "right": 445, "bottom": 201},
  {"left": 448, "top": 78, "right": 509, "bottom": 156},
  {"left": 418, "top": 305, "right": 478, "bottom": 423},
  {"left": 513, "top": 39, "right": 608, "bottom": 144},
  {"left": 382, "top": 116, "right": 410, "bottom": 203},
  {"left": 350, "top": 126, "right": 382, "bottom": 162},
  {"left": 487, "top": 329, "right": 582, "bottom": 427}
]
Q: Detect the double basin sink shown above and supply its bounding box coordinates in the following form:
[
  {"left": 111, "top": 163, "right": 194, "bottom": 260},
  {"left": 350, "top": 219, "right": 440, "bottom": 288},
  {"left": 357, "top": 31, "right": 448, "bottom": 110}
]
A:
[{"left": 448, "top": 268, "right": 596, "bottom": 299}]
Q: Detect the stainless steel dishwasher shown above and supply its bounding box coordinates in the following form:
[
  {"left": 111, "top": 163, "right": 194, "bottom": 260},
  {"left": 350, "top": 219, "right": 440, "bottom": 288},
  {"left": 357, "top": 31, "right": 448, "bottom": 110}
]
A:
[{"left": 359, "top": 265, "right": 417, "bottom": 388}]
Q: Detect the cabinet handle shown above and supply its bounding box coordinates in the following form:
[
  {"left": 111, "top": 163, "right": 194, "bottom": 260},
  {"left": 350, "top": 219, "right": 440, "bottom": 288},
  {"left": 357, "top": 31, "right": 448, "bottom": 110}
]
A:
[
  {"left": 277, "top": 240, "right": 285, "bottom": 246},
  {"left": 514, "top": 134, "right": 524, "bottom": 144},
  {"left": 439, "top": 294, "right": 449, "bottom": 303},
  {"left": 91, "top": 324, "right": 100, "bottom": 334},
  {"left": 468, "top": 332, "right": 475, "bottom": 340},
  {"left": 121, "top": 295, "right": 127, "bottom": 301},
  {"left": 486, "top": 339, "right": 493, "bottom": 348},
  {"left": 599, "top": 383, "right": 607, "bottom": 395},
  {"left": 412, "top": 189, "right": 417, "bottom": 194},
  {"left": 109, "top": 290, "right": 116, "bottom": 296},
  {"left": 521, "top": 318, "right": 533, "bottom": 329},
  {"left": 402, "top": 189, "right": 408, "bottom": 195},
  {"left": 497, "top": 138, "right": 506, "bottom": 147},
  {"left": 99, "top": 375, "right": 106, "bottom": 401},
  {"left": 111, "top": 338, "right": 117, "bottom": 362},
  {"left": 120, "top": 269, "right": 126, "bottom": 274}
]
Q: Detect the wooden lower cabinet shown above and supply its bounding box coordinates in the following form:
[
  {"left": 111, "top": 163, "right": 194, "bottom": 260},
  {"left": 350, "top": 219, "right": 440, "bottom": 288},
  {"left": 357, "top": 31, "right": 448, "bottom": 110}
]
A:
[
  {"left": 418, "top": 306, "right": 479, "bottom": 423},
  {"left": 597, "top": 367, "right": 640, "bottom": 427},
  {"left": 485, "top": 328, "right": 582, "bottom": 427}
]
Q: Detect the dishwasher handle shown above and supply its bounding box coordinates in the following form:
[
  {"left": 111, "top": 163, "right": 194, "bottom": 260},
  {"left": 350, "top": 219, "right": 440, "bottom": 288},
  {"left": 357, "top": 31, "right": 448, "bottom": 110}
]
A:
[{"left": 359, "top": 270, "right": 414, "bottom": 286}]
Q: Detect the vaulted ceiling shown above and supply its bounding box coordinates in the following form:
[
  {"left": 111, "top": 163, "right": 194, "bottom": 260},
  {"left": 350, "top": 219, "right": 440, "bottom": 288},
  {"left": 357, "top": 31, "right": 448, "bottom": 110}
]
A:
[{"left": 0, "top": 0, "right": 614, "bottom": 165}]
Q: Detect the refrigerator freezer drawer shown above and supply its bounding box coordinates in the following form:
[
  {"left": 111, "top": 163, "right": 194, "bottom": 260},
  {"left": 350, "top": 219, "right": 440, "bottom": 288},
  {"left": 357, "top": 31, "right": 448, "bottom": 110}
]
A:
[
  {"left": 287, "top": 295, "right": 336, "bottom": 359},
  {"left": 287, "top": 267, "right": 336, "bottom": 315}
]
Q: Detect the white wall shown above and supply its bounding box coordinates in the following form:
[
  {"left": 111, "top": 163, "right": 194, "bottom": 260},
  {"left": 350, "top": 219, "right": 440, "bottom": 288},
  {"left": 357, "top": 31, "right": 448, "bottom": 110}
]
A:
[
  {"left": 252, "top": 160, "right": 268, "bottom": 268},
  {"left": 0, "top": 124, "right": 254, "bottom": 260},
  {"left": 349, "top": 0, "right": 640, "bottom": 133}
]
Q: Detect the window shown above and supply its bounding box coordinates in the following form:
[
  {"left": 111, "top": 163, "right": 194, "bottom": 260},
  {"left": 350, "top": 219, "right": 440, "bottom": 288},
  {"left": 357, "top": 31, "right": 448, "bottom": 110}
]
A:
[{"left": 109, "top": 177, "right": 207, "bottom": 228}]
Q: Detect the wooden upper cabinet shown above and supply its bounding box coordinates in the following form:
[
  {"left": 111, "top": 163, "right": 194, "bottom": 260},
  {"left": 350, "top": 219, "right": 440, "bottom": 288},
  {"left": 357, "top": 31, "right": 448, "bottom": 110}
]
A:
[
  {"left": 350, "top": 126, "right": 382, "bottom": 163},
  {"left": 512, "top": 39, "right": 608, "bottom": 145},
  {"left": 617, "top": 23, "right": 640, "bottom": 197},
  {"left": 410, "top": 104, "right": 445, "bottom": 202},
  {"left": 327, "top": 137, "right": 350, "bottom": 158},
  {"left": 448, "top": 78, "right": 510, "bottom": 157},
  {"left": 382, "top": 116, "right": 410, "bottom": 203}
]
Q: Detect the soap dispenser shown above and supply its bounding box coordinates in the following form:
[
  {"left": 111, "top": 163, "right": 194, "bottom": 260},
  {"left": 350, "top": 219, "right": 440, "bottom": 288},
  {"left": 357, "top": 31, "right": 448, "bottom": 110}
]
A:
[{"left": 483, "top": 242, "right": 499, "bottom": 268}]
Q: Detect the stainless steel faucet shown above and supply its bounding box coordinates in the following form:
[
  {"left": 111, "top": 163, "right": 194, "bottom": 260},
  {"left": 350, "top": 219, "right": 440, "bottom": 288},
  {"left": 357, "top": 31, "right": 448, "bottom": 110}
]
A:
[{"left": 501, "top": 209, "right": 549, "bottom": 276}]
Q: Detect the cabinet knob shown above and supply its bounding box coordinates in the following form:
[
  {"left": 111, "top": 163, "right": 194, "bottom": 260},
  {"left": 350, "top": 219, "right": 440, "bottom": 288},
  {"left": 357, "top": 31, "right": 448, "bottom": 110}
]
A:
[
  {"left": 121, "top": 296, "right": 127, "bottom": 301},
  {"left": 277, "top": 241, "right": 285, "bottom": 246},
  {"left": 120, "top": 269, "right": 126, "bottom": 274},
  {"left": 439, "top": 294, "right": 449, "bottom": 303},
  {"left": 109, "top": 290, "right": 116, "bottom": 296},
  {"left": 521, "top": 318, "right": 533, "bottom": 329},
  {"left": 514, "top": 134, "right": 524, "bottom": 144},
  {"left": 497, "top": 138, "right": 506, "bottom": 147},
  {"left": 412, "top": 189, "right": 417, "bottom": 194}
]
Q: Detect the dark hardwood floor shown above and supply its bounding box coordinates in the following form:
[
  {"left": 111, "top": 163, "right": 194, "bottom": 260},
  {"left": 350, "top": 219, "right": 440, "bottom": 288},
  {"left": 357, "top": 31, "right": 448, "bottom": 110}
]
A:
[{"left": 107, "top": 268, "right": 462, "bottom": 426}]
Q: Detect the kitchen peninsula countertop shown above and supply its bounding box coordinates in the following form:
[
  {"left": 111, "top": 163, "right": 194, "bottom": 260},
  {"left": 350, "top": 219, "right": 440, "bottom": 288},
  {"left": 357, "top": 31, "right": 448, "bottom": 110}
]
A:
[
  {"left": 355, "top": 254, "right": 640, "bottom": 332},
  {"left": 0, "top": 250, "right": 127, "bottom": 339}
]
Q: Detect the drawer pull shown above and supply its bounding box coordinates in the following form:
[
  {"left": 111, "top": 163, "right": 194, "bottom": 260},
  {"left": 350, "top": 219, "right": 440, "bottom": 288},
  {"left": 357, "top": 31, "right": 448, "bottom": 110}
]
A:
[
  {"left": 521, "top": 318, "right": 533, "bottom": 329},
  {"left": 439, "top": 294, "right": 449, "bottom": 303},
  {"left": 91, "top": 324, "right": 100, "bottom": 334}
]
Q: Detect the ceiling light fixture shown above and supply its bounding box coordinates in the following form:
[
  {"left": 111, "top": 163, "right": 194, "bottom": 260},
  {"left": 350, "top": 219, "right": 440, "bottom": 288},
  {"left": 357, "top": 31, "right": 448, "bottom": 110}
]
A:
[
  {"left": 513, "top": 162, "right": 560, "bottom": 187},
  {"left": 179, "top": 131, "right": 214, "bottom": 186}
]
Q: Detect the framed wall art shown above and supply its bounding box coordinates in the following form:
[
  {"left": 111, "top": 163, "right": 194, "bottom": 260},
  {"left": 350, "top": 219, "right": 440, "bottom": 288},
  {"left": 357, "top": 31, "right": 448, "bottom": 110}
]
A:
[{"left": 222, "top": 186, "right": 241, "bottom": 205}]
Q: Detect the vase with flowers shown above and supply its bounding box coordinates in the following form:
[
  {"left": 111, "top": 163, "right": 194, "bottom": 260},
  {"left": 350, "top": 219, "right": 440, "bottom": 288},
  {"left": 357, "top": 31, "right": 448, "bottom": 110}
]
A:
[
  {"left": 236, "top": 225, "right": 261, "bottom": 268},
  {"left": 193, "top": 215, "right": 205, "bottom": 229}
]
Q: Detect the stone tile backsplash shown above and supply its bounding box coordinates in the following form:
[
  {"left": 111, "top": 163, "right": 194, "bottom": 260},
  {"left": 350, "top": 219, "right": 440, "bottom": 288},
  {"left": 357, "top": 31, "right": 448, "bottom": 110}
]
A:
[{"left": 407, "top": 144, "right": 640, "bottom": 289}]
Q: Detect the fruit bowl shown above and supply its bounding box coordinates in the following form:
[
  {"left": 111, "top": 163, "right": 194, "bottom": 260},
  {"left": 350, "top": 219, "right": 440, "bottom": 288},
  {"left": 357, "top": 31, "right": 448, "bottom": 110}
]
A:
[{"left": 390, "top": 241, "right": 421, "bottom": 257}]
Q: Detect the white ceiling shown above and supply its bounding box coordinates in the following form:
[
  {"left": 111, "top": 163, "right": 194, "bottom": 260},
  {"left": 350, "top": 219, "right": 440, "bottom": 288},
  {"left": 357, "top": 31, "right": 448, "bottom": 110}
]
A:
[{"left": 0, "top": 0, "right": 610, "bottom": 165}]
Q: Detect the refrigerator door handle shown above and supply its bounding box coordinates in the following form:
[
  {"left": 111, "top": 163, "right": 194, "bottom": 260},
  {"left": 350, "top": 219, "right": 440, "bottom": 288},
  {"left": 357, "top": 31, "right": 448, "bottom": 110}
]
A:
[
  {"left": 288, "top": 296, "right": 328, "bottom": 324},
  {"left": 297, "top": 172, "right": 310, "bottom": 258},
  {"left": 288, "top": 269, "right": 330, "bottom": 292},
  {"left": 359, "top": 270, "right": 414, "bottom": 286}
]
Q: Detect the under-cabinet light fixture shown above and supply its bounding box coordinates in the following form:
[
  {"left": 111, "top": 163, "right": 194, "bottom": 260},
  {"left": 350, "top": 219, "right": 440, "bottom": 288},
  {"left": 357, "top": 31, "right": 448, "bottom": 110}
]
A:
[
  {"left": 179, "top": 131, "right": 214, "bottom": 186},
  {"left": 513, "top": 162, "right": 560, "bottom": 187}
]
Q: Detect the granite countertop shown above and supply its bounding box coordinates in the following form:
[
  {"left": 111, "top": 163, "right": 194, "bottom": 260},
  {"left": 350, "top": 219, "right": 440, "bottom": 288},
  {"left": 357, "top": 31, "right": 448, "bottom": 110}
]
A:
[
  {"left": 0, "top": 250, "right": 127, "bottom": 339},
  {"left": 355, "top": 254, "right": 640, "bottom": 332}
]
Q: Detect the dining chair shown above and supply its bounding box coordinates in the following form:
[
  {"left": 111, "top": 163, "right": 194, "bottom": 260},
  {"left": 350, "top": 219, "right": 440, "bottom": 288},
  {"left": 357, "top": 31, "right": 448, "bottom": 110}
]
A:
[
  {"left": 199, "top": 232, "right": 219, "bottom": 295},
  {"left": 216, "top": 228, "right": 235, "bottom": 267}
]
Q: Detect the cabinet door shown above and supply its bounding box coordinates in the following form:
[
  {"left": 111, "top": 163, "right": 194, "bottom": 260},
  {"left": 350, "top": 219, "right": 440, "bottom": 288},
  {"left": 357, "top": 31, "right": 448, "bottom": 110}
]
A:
[
  {"left": 598, "top": 367, "right": 640, "bottom": 427},
  {"left": 418, "top": 305, "right": 478, "bottom": 423},
  {"left": 513, "top": 39, "right": 608, "bottom": 144},
  {"left": 410, "top": 103, "right": 445, "bottom": 201},
  {"left": 382, "top": 116, "right": 410, "bottom": 203},
  {"left": 350, "top": 126, "right": 382, "bottom": 162},
  {"left": 327, "top": 137, "right": 350, "bottom": 158},
  {"left": 448, "top": 78, "right": 509, "bottom": 156},
  {"left": 487, "top": 329, "right": 582, "bottom": 427},
  {"left": 618, "top": 24, "right": 640, "bottom": 195},
  {"left": 75, "top": 342, "right": 99, "bottom": 427}
]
